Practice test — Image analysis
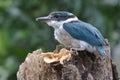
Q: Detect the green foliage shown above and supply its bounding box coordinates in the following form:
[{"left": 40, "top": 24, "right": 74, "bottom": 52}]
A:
[{"left": 0, "top": 0, "right": 120, "bottom": 80}]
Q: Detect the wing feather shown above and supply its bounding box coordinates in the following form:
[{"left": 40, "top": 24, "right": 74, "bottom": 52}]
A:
[{"left": 63, "top": 21, "right": 106, "bottom": 46}]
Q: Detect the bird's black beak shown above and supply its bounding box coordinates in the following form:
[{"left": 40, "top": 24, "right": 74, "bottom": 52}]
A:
[{"left": 36, "top": 16, "right": 51, "bottom": 22}]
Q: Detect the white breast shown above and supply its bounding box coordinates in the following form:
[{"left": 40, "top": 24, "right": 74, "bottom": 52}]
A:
[
  {"left": 54, "top": 26, "right": 81, "bottom": 47},
  {"left": 54, "top": 27, "right": 78, "bottom": 47},
  {"left": 54, "top": 26, "right": 96, "bottom": 53}
]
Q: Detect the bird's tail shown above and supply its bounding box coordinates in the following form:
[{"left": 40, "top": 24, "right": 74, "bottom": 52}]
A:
[{"left": 96, "top": 46, "right": 109, "bottom": 59}]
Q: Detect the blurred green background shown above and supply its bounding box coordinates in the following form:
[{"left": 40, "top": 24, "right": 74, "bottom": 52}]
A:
[{"left": 0, "top": 0, "right": 120, "bottom": 80}]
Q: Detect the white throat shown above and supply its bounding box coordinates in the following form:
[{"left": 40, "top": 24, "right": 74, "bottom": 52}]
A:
[{"left": 47, "top": 17, "right": 78, "bottom": 29}]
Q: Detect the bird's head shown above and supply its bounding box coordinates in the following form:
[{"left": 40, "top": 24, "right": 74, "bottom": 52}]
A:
[{"left": 36, "top": 11, "right": 78, "bottom": 28}]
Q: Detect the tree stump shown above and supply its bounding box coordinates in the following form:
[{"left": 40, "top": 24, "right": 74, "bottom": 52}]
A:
[{"left": 17, "top": 44, "right": 119, "bottom": 80}]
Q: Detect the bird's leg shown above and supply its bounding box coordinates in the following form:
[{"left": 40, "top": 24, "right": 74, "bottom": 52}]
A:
[
  {"left": 54, "top": 45, "right": 63, "bottom": 53},
  {"left": 65, "top": 45, "right": 78, "bottom": 55},
  {"left": 70, "top": 48, "right": 79, "bottom": 55},
  {"left": 70, "top": 45, "right": 86, "bottom": 55},
  {"left": 65, "top": 46, "right": 72, "bottom": 50},
  {"left": 66, "top": 45, "right": 86, "bottom": 55}
]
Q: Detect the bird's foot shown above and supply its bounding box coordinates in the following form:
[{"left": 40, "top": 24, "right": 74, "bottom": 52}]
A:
[
  {"left": 65, "top": 46, "right": 72, "bottom": 50},
  {"left": 65, "top": 45, "right": 86, "bottom": 55},
  {"left": 65, "top": 46, "right": 78, "bottom": 55},
  {"left": 70, "top": 48, "right": 79, "bottom": 55},
  {"left": 70, "top": 48, "right": 83, "bottom": 55},
  {"left": 70, "top": 47, "right": 86, "bottom": 55}
]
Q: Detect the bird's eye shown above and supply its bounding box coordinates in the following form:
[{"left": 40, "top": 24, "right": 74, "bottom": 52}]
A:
[{"left": 54, "top": 15, "right": 59, "bottom": 18}]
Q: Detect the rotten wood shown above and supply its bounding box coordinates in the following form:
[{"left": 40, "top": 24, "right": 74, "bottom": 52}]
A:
[{"left": 17, "top": 44, "right": 119, "bottom": 80}]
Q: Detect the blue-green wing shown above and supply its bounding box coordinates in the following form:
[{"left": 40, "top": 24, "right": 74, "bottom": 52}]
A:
[{"left": 63, "top": 21, "right": 106, "bottom": 46}]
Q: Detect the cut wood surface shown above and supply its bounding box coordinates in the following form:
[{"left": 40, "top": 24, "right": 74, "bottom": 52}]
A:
[{"left": 17, "top": 45, "right": 119, "bottom": 80}]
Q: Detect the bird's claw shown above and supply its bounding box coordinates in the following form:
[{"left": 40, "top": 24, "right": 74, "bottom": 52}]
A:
[{"left": 70, "top": 48, "right": 79, "bottom": 55}]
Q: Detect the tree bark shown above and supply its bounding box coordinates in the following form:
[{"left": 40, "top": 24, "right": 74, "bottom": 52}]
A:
[{"left": 17, "top": 44, "right": 119, "bottom": 80}]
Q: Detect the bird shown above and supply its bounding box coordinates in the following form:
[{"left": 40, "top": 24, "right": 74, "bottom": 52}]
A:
[{"left": 36, "top": 11, "right": 108, "bottom": 59}]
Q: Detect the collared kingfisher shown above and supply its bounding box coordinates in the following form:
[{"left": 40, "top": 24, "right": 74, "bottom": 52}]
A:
[{"left": 36, "top": 11, "right": 108, "bottom": 59}]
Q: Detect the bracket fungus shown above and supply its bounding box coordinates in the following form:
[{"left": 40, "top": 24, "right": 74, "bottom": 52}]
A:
[{"left": 41, "top": 48, "right": 71, "bottom": 64}]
